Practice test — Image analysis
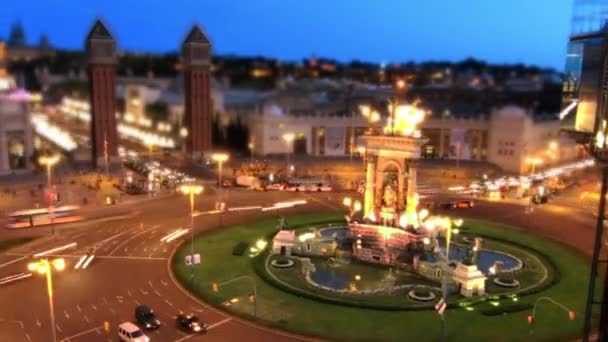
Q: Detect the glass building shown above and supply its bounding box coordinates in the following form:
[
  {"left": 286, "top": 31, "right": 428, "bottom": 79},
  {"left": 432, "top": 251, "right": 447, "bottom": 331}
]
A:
[{"left": 562, "top": 0, "right": 608, "bottom": 133}]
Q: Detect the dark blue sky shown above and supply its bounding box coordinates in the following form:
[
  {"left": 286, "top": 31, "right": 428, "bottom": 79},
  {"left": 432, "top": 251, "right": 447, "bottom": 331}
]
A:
[{"left": 2, "top": 0, "right": 572, "bottom": 70}]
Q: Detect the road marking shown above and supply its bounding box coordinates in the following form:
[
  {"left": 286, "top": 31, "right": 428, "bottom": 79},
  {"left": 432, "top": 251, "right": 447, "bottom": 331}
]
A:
[
  {"left": 0, "top": 319, "right": 25, "bottom": 329},
  {"left": 25, "top": 333, "right": 31, "bottom": 341},
  {"left": 0, "top": 256, "right": 26, "bottom": 269},
  {"left": 34, "top": 242, "right": 77, "bottom": 257},
  {"left": 173, "top": 318, "right": 233, "bottom": 342},
  {"left": 56, "top": 324, "right": 63, "bottom": 333},
  {"left": 83, "top": 315, "right": 89, "bottom": 323},
  {"left": 127, "top": 289, "right": 132, "bottom": 297},
  {"left": 91, "top": 304, "right": 97, "bottom": 311},
  {"left": 165, "top": 299, "right": 174, "bottom": 307},
  {"left": 109, "top": 308, "right": 116, "bottom": 315},
  {"left": 108, "top": 225, "right": 160, "bottom": 256},
  {"left": 102, "top": 297, "right": 108, "bottom": 304},
  {"left": 64, "top": 310, "right": 70, "bottom": 319},
  {"left": 76, "top": 305, "right": 82, "bottom": 313},
  {"left": 134, "top": 299, "right": 141, "bottom": 306},
  {"left": 144, "top": 247, "right": 148, "bottom": 252},
  {"left": 35, "top": 319, "right": 41, "bottom": 328},
  {"left": 58, "top": 325, "right": 103, "bottom": 342},
  {"left": 160, "top": 280, "right": 168, "bottom": 286},
  {"left": 139, "top": 288, "right": 148, "bottom": 295},
  {"left": 0, "top": 272, "right": 32, "bottom": 285}
]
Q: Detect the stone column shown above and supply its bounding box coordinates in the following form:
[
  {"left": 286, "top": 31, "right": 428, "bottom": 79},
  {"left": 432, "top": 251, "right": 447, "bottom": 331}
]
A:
[
  {"left": 364, "top": 157, "right": 376, "bottom": 219},
  {"left": 397, "top": 164, "right": 405, "bottom": 212},
  {"left": 406, "top": 160, "right": 419, "bottom": 217}
]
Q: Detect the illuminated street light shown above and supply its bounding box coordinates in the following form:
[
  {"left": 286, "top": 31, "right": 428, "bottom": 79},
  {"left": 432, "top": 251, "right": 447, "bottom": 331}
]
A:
[
  {"left": 282, "top": 133, "right": 295, "bottom": 167},
  {"left": 211, "top": 153, "right": 230, "bottom": 189},
  {"left": 28, "top": 258, "right": 65, "bottom": 342},
  {"left": 39, "top": 154, "right": 60, "bottom": 187},
  {"left": 343, "top": 197, "right": 352, "bottom": 207},
  {"left": 180, "top": 184, "right": 204, "bottom": 283}
]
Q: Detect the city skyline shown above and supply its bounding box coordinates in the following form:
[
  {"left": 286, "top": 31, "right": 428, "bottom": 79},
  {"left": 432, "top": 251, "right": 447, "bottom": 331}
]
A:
[{"left": 3, "top": 0, "right": 573, "bottom": 70}]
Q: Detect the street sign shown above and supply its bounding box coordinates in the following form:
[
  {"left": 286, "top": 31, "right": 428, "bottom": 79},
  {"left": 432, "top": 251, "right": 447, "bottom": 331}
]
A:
[
  {"left": 435, "top": 298, "right": 447, "bottom": 315},
  {"left": 185, "top": 255, "right": 192, "bottom": 265},
  {"left": 193, "top": 254, "right": 201, "bottom": 264}
]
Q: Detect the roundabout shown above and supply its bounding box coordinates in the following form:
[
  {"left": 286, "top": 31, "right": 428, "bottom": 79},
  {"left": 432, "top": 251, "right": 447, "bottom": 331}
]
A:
[{"left": 172, "top": 212, "right": 587, "bottom": 341}]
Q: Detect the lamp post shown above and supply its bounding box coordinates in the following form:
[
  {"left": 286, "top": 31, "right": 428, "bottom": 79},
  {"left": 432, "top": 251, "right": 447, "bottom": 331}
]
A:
[
  {"left": 180, "top": 127, "right": 188, "bottom": 155},
  {"left": 425, "top": 217, "right": 458, "bottom": 342},
  {"left": 282, "top": 133, "right": 295, "bottom": 170},
  {"left": 179, "top": 184, "right": 204, "bottom": 283},
  {"left": 27, "top": 258, "right": 65, "bottom": 342},
  {"left": 248, "top": 139, "right": 255, "bottom": 164},
  {"left": 39, "top": 154, "right": 60, "bottom": 188},
  {"left": 211, "top": 153, "right": 229, "bottom": 189},
  {"left": 528, "top": 297, "right": 576, "bottom": 335}
]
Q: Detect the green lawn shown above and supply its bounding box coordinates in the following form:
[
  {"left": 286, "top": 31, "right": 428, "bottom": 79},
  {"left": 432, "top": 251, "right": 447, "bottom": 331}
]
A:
[{"left": 173, "top": 213, "right": 589, "bottom": 341}]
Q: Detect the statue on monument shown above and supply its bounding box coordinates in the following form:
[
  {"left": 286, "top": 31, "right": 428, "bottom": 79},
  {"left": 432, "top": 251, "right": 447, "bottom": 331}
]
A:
[{"left": 383, "top": 183, "right": 396, "bottom": 208}]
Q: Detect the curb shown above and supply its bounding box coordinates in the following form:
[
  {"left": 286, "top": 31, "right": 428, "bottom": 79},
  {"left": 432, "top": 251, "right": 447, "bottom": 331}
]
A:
[{"left": 166, "top": 236, "right": 320, "bottom": 342}]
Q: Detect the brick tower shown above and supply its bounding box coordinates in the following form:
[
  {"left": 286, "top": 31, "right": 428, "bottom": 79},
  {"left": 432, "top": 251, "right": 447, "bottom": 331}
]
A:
[
  {"left": 181, "top": 25, "right": 212, "bottom": 156},
  {"left": 86, "top": 20, "right": 118, "bottom": 167}
]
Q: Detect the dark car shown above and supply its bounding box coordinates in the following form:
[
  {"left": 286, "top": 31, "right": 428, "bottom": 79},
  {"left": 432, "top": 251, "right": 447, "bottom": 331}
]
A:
[
  {"left": 440, "top": 202, "right": 456, "bottom": 210},
  {"left": 134, "top": 305, "right": 160, "bottom": 330},
  {"left": 176, "top": 313, "right": 207, "bottom": 333}
]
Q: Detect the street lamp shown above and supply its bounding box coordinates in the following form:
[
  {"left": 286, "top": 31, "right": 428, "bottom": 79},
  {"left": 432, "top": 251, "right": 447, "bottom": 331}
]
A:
[
  {"left": 248, "top": 139, "right": 255, "bottom": 163},
  {"left": 39, "top": 154, "right": 61, "bottom": 187},
  {"left": 343, "top": 196, "right": 361, "bottom": 221},
  {"left": 179, "top": 184, "right": 204, "bottom": 283},
  {"left": 180, "top": 127, "right": 188, "bottom": 155},
  {"left": 211, "top": 153, "right": 230, "bottom": 189},
  {"left": 282, "top": 133, "right": 295, "bottom": 168},
  {"left": 28, "top": 258, "right": 65, "bottom": 342}
]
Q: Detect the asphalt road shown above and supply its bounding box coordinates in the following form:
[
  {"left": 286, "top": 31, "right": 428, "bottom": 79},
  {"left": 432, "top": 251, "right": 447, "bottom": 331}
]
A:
[{"left": 0, "top": 186, "right": 600, "bottom": 342}]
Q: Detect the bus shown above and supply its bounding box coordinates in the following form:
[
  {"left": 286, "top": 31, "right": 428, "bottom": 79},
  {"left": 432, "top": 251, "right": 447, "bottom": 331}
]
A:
[{"left": 6, "top": 206, "right": 82, "bottom": 228}]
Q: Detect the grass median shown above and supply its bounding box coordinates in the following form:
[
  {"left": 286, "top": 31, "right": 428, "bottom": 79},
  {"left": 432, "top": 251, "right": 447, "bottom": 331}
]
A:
[{"left": 173, "top": 213, "right": 589, "bottom": 341}]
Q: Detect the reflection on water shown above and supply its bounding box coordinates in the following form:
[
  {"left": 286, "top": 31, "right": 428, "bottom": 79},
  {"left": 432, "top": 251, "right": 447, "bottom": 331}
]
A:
[{"left": 426, "top": 245, "right": 519, "bottom": 273}]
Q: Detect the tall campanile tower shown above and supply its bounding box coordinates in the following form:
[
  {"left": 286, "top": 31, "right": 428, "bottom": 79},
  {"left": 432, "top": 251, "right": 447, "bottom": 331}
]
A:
[
  {"left": 86, "top": 20, "right": 118, "bottom": 167},
  {"left": 181, "top": 25, "right": 212, "bottom": 155}
]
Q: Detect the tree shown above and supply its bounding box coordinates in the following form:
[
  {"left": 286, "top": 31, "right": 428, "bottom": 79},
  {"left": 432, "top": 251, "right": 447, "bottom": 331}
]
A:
[{"left": 8, "top": 21, "right": 26, "bottom": 47}]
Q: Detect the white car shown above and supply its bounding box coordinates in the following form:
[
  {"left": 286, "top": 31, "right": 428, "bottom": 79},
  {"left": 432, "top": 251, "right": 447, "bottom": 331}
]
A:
[
  {"left": 306, "top": 183, "right": 333, "bottom": 192},
  {"left": 118, "top": 322, "right": 149, "bottom": 342}
]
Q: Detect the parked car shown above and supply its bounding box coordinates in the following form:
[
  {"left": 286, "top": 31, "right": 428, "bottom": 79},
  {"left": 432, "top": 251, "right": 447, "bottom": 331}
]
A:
[
  {"left": 118, "top": 322, "right": 149, "bottom": 342},
  {"left": 176, "top": 313, "right": 207, "bottom": 334},
  {"left": 306, "top": 183, "right": 333, "bottom": 192},
  {"left": 134, "top": 305, "right": 160, "bottom": 330}
]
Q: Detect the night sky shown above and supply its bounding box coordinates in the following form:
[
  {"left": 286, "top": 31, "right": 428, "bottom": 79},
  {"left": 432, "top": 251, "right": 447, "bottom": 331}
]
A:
[{"left": 2, "top": 0, "right": 573, "bottom": 70}]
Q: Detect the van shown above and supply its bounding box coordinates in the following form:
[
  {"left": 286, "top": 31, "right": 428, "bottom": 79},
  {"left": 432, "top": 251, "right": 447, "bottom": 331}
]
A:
[{"left": 118, "top": 322, "right": 149, "bottom": 342}]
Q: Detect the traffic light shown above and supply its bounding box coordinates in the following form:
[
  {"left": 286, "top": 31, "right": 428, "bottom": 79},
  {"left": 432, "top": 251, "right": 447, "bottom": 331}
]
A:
[
  {"left": 527, "top": 315, "right": 534, "bottom": 325},
  {"left": 568, "top": 311, "right": 576, "bottom": 320},
  {"left": 103, "top": 321, "right": 110, "bottom": 333},
  {"left": 248, "top": 294, "right": 256, "bottom": 303},
  {"left": 212, "top": 283, "right": 219, "bottom": 292}
]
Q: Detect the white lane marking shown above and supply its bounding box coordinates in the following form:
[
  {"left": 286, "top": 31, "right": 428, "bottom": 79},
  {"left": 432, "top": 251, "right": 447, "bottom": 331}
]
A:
[
  {"left": 35, "top": 319, "right": 41, "bottom": 328},
  {"left": 0, "top": 272, "right": 32, "bottom": 285},
  {"left": 91, "top": 304, "right": 97, "bottom": 311},
  {"left": 56, "top": 324, "right": 63, "bottom": 333},
  {"left": 134, "top": 299, "right": 141, "bottom": 306},
  {"left": 160, "top": 280, "right": 168, "bottom": 286},
  {"left": 164, "top": 299, "right": 174, "bottom": 307},
  {"left": 34, "top": 242, "right": 77, "bottom": 257},
  {"left": 102, "top": 297, "right": 108, "bottom": 304},
  {"left": 173, "top": 318, "right": 233, "bottom": 342},
  {"left": 57, "top": 325, "right": 103, "bottom": 342},
  {"left": 139, "top": 288, "right": 148, "bottom": 295},
  {"left": 144, "top": 247, "right": 148, "bottom": 253},
  {"left": 83, "top": 315, "right": 89, "bottom": 323},
  {"left": 25, "top": 333, "right": 31, "bottom": 341},
  {"left": 76, "top": 305, "right": 82, "bottom": 313},
  {"left": 63, "top": 310, "right": 70, "bottom": 319},
  {"left": 108, "top": 225, "right": 160, "bottom": 256},
  {"left": 154, "top": 290, "right": 161, "bottom": 297},
  {"left": 127, "top": 290, "right": 132, "bottom": 297},
  {"left": 0, "top": 256, "right": 26, "bottom": 269}
]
